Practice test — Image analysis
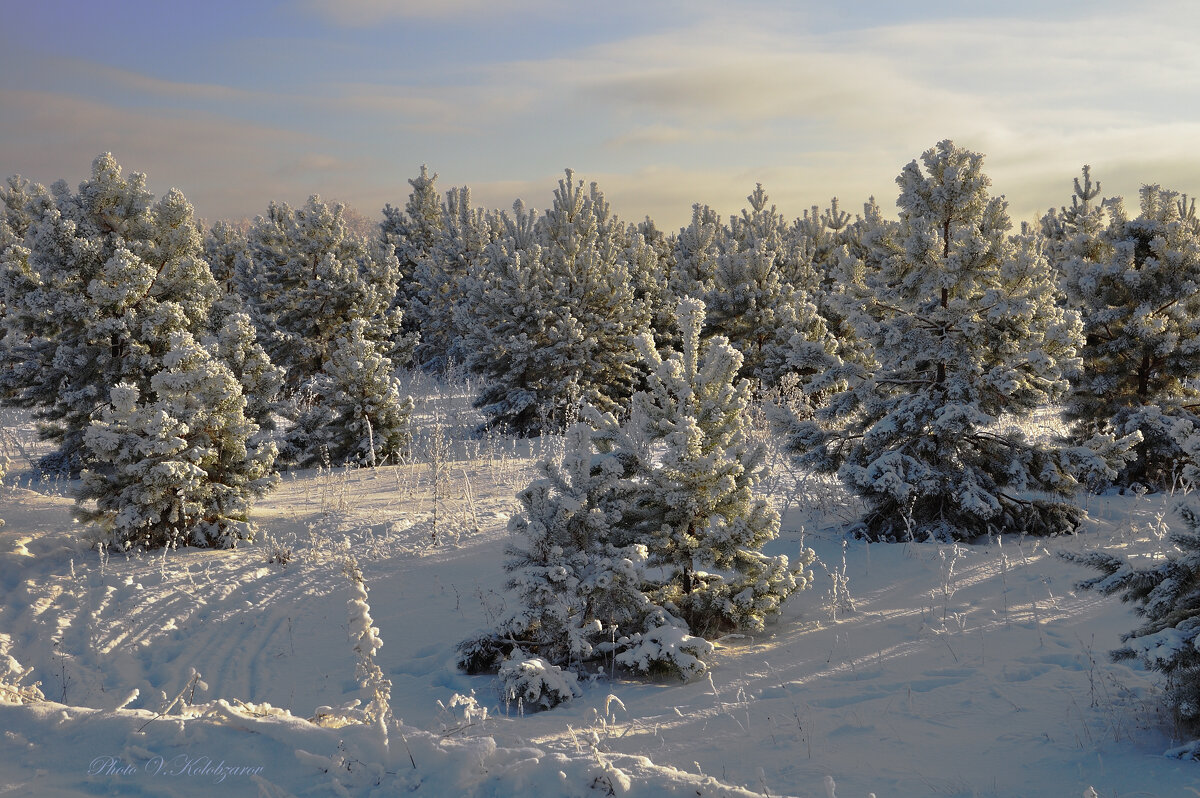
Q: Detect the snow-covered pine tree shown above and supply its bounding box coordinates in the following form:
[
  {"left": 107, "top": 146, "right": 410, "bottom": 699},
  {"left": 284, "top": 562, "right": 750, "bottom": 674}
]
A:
[
  {"left": 457, "top": 422, "right": 667, "bottom": 706},
  {"left": 1060, "top": 182, "right": 1200, "bottom": 489},
  {"left": 207, "top": 311, "right": 284, "bottom": 448},
  {"left": 626, "top": 217, "right": 680, "bottom": 352},
  {"left": 380, "top": 165, "right": 448, "bottom": 350},
  {"left": 732, "top": 184, "right": 820, "bottom": 290},
  {"left": 458, "top": 172, "right": 649, "bottom": 435},
  {"left": 77, "top": 330, "right": 276, "bottom": 550},
  {"left": 237, "top": 195, "right": 413, "bottom": 465},
  {"left": 1041, "top": 165, "right": 1110, "bottom": 269},
  {"left": 0, "top": 155, "right": 220, "bottom": 474},
  {"left": 534, "top": 171, "right": 649, "bottom": 416},
  {"left": 380, "top": 165, "right": 444, "bottom": 298},
  {"left": 288, "top": 318, "right": 413, "bottom": 468},
  {"left": 672, "top": 203, "right": 723, "bottom": 303},
  {"left": 0, "top": 176, "right": 46, "bottom": 351},
  {"left": 460, "top": 298, "right": 812, "bottom": 701},
  {"left": 0, "top": 175, "right": 46, "bottom": 253},
  {"left": 703, "top": 185, "right": 841, "bottom": 394},
  {"left": 406, "top": 184, "right": 493, "bottom": 370},
  {"left": 795, "top": 198, "right": 851, "bottom": 280},
  {"left": 202, "top": 219, "right": 247, "bottom": 295},
  {"left": 620, "top": 298, "right": 815, "bottom": 635},
  {"left": 1063, "top": 427, "right": 1200, "bottom": 750},
  {"left": 795, "top": 197, "right": 878, "bottom": 376},
  {"left": 1064, "top": 512, "right": 1200, "bottom": 747},
  {"left": 792, "top": 141, "right": 1094, "bottom": 542},
  {"left": 459, "top": 208, "right": 579, "bottom": 435},
  {"left": 238, "top": 195, "right": 407, "bottom": 385}
]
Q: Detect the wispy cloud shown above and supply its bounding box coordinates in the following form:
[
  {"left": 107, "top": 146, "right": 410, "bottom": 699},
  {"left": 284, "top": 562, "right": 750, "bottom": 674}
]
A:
[
  {"left": 5, "top": 1, "right": 1199, "bottom": 231},
  {"left": 482, "top": 7, "right": 1200, "bottom": 223},
  {"left": 299, "top": 0, "right": 553, "bottom": 25}
]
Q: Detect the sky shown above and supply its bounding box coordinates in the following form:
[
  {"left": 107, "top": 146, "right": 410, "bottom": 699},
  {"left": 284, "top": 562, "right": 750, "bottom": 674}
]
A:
[{"left": 3, "top": 0, "right": 1200, "bottom": 232}]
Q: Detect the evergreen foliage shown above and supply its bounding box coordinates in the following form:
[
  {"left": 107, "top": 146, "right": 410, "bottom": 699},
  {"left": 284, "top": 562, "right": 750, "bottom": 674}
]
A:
[
  {"left": 208, "top": 311, "right": 285, "bottom": 445},
  {"left": 0, "top": 155, "right": 220, "bottom": 474},
  {"left": 458, "top": 172, "right": 649, "bottom": 435},
  {"left": 797, "top": 197, "right": 880, "bottom": 375},
  {"left": 286, "top": 319, "right": 413, "bottom": 468},
  {"left": 459, "top": 212, "right": 578, "bottom": 436},
  {"left": 625, "top": 217, "right": 679, "bottom": 351},
  {"left": 76, "top": 330, "right": 276, "bottom": 550},
  {"left": 1059, "top": 179, "right": 1200, "bottom": 489},
  {"left": 238, "top": 194, "right": 408, "bottom": 385},
  {"left": 620, "top": 298, "right": 816, "bottom": 635},
  {"left": 460, "top": 299, "right": 812, "bottom": 706},
  {"left": 791, "top": 141, "right": 1100, "bottom": 542},
  {"left": 237, "top": 195, "right": 413, "bottom": 466},
  {"left": 405, "top": 183, "right": 493, "bottom": 370},
  {"left": 1066, "top": 517, "right": 1200, "bottom": 737},
  {"left": 456, "top": 420, "right": 662, "bottom": 702},
  {"left": 671, "top": 203, "right": 722, "bottom": 303},
  {"left": 1041, "top": 165, "right": 1109, "bottom": 269},
  {"left": 202, "top": 219, "right": 247, "bottom": 294},
  {"left": 380, "top": 165, "right": 444, "bottom": 295},
  {"left": 1064, "top": 429, "right": 1200, "bottom": 738},
  {"left": 703, "top": 186, "right": 842, "bottom": 394}
]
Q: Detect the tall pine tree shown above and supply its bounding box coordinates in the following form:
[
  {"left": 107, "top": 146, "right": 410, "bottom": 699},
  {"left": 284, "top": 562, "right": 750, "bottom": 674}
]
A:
[
  {"left": 237, "top": 195, "right": 413, "bottom": 465},
  {"left": 793, "top": 141, "right": 1096, "bottom": 542},
  {"left": 458, "top": 172, "right": 649, "bottom": 435},
  {"left": 0, "top": 155, "right": 220, "bottom": 474},
  {"left": 1060, "top": 182, "right": 1200, "bottom": 489}
]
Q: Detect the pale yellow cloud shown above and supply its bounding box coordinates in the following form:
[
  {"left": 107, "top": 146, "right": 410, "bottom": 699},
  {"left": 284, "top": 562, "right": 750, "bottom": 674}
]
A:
[{"left": 488, "top": 8, "right": 1200, "bottom": 225}]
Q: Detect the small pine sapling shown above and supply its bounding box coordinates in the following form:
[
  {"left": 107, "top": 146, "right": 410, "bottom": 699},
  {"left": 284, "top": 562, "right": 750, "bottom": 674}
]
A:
[
  {"left": 76, "top": 331, "right": 276, "bottom": 550},
  {"left": 344, "top": 555, "right": 392, "bottom": 725},
  {"left": 457, "top": 422, "right": 659, "bottom": 702},
  {"left": 461, "top": 298, "right": 817, "bottom": 707},
  {"left": 622, "top": 297, "right": 816, "bottom": 635}
]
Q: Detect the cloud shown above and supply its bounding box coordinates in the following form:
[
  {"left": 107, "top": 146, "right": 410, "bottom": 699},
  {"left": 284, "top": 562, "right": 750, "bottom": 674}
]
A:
[
  {"left": 299, "top": 0, "right": 553, "bottom": 25},
  {"left": 603, "top": 124, "right": 712, "bottom": 149},
  {"left": 484, "top": 8, "right": 1200, "bottom": 225},
  {"left": 8, "top": 1, "right": 1200, "bottom": 234},
  {"left": 325, "top": 81, "right": 540, "bottom": 134}
]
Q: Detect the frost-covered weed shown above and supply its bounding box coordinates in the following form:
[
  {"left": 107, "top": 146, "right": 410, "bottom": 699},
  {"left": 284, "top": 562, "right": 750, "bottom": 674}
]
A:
[
  {"left": 343, "top": 554, "right": 391, "bottom": 725},
  {"left": 0, "top": 653, "right": 43, "bottom": 705},
  {"left": 436, "top": 691, "right": 488, "bottom": 737}
]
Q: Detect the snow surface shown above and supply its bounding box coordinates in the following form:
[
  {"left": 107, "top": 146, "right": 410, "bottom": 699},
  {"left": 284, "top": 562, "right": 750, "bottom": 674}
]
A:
[{"left": 0, "top": 393, "right": 1197, "bottom": 797}]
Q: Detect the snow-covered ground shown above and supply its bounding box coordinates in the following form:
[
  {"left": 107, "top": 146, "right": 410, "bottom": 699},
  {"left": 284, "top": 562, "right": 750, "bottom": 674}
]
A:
[{"left": 0, "top": 388, "right": 1197, "bottom": 798}]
